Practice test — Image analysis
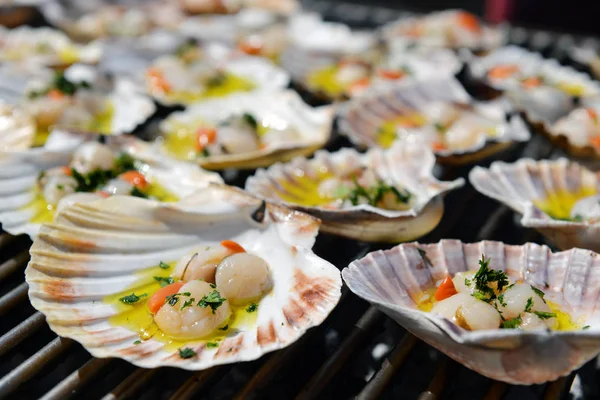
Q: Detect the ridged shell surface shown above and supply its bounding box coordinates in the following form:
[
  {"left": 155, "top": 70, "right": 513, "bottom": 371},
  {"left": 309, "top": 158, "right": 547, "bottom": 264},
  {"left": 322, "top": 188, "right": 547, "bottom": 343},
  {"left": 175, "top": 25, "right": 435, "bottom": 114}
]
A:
[
  {"left": 26, "top": 185, "right": 342, "bottom": 369},
  {"left": 342, "top": 240, "right": 600, "bottom": 384},
  {"left": 469, "top": 158, "right": 600, "bottom": 252},
  {"left": 245, "top": 140, "right": 464, "bottom": 242}
]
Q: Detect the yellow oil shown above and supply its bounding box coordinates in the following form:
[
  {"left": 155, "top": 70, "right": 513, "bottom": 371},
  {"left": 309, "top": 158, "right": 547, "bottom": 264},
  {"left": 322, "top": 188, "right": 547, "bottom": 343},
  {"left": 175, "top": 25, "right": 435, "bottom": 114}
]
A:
[
  {"left": 105, "top": 261, "right": 259, "bottom": 349},
  {"left": 416, "top": 288, "right": 437, "bottom": 312},
  {"left": 555, "top": 82, "right": 586, "bottom": 97},
  {"left": 165, "top": 74, "right": 255, "bottom": 105},
  {"left": 307, "top": 66, "right": 346, "bottom": 97},
  {"left": 377, "top": 113, "right": 428, "bottom": 148},
  {"left": 547, "top": 301, "right": 583, "bottom": 331},
  {"left": 33, "top": 127, "right": 51, "bottom": 148},
  {"left": 533, "top": 187, "right": 596, "bottom": 220},
  {"left": 23, "top": 191, "right": 56, "bottom": 224},
  {"left": 58, "top": 47, "right": 79, "bottom": 65},
  {"left": 162, "top": 117, "right": 269, "bottom": 161},
  {"left": 274, "top": 169, "right": 335, "bottom": 207},
  {"left": 89, "top": 102, "right": 115, "bottom": 134},
  {"left": 145, "top": 181, "right": 179, "bottom": 203}
]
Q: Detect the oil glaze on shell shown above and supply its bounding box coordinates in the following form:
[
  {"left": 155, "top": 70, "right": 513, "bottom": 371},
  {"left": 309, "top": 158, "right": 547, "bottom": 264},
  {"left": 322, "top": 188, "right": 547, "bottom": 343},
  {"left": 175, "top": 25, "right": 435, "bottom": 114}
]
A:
[
  {"left": 469, "top": 158, "right": 600, "bottom": 252},
  {"left": 338, "top": 78, "right": 530, "bottom": 165},
  {"left": 25, "top": 185, "right": 342, "bottom": 369},
  {"left": 0, "top": 133, "right": 222, "bottom": 238},
  {"left": 342, "top": 240, "right": 600, "bottom": 384},
  {"left": 157, "top": 90, "right": 333, "bottom": 170},
  {"left": 246, "top": 141, "right": 464, "bottom": 242}
]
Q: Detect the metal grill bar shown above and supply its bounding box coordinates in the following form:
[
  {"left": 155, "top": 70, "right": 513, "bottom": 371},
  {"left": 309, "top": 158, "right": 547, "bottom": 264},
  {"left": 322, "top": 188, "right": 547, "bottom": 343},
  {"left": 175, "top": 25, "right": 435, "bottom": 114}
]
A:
[
  {"left": 484, "top": 381, "right": 509, "bottom": 400},
  {"left": 101, "top": 368, "right": 159, "bottom": 400},
  {"left": 0, "top": 337, "right": 72, "bottom": 397},
  {"left": 417, "top": 358, "right": 452, "bottom": 400},
  {"left": 0, "top": 281, "right": 27, "bottom": 315},
  {"left": 167, "top": 367, "right": 224, "bottom": 400},
  {"left": 0, "top": 312, "right": 45, "bottom": 357},
  {"left": 40, "top": 358, "right": 113, "bottom": 400},
  {"left": 0, "top": 251, "right": 29, "bottom": 281}
]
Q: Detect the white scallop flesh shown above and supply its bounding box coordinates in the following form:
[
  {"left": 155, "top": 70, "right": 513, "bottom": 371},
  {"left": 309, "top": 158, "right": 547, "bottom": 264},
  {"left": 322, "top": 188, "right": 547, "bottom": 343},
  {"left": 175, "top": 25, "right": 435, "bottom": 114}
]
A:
[
  {"left": 452, "top": 271, "right": 477, "bottom": 294},
  {"left": 218, "top": 125, "right": 259, "bottom": 154},
  {"left": 215, "top": 253, "right": 273, "bottom": 305},
  {"left": 571, "top": 195, "right": 600, "bottom": 222},
  {"left": 153, "top": 57, "right": 193, "bottom": 92},
  {"left": 455, "top": 299, "right": 502, "bottom": 330},
  {"left": 58, "top": 106, "right": 94, "bottom": 131},
  {"left": 495, "top": 283, "right": 554, "bottom": 321},
  {"left": 355, "top": 169, "right": 379, "bottom": 187},
  {"left": 378, "top": 189, "right": 412, "bottom": 210},
  {"left": 520, "top": 312, "right": 549, "bottom": 330},
  {"left": 318, "top": 177, "right": 344, "bottom": 199},
  {"left": 73, "top": 91, "right": 108, "bottom": 115},
  {"left": 154, "top": 280, "right": 231, "bottom": 340},
  {"left": 172, "top": 245, "right": 233, "bottom": 283},
  {"left": 553, "top": 108, "right": 596, "bottom": 146},
  {"left": 71, "top": 142, "right": 115, "bottom": 174},
  {"left": 102, "top": 178, "right": 133, "bottom": 196},
  {"left": 443, "top": 119, "right": 486, "bottom": 151},
  {"left": 430, "top": 292, "right": 472, "bottom": 321},
  {"left": 24, "top": 96, "right": 71, "bottom": 129},
  {"left": 42, "top": 174, "right": 78, "bottom": 205},
  {"left": 336, "top": 64, "right": 369, "bottom": 85}
]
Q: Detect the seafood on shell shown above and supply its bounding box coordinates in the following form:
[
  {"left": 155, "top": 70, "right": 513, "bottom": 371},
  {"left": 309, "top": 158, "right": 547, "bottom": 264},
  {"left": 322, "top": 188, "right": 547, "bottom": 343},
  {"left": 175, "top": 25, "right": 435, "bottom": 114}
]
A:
[
  {"left": 0, "top": 133, "right": 222, "bottom": 238},
  {"left": 342, "top": 239, "right": 600, "bottom": 384},
  {"left": 156, "top": 90, "right": 333, "bottom": 170},
  {"left": 145, "top": 44, "right": 289, "bottom": 106},
  {"left": 0, "top": 102, "right": 35, "bottom": 152},
  {"left": 245, "top": 140, "right": 464, "bottom": 242},
  {"left": 25, "top": 184, "right": 341, "bottom": 370},
  {"left": 381, "top": 10, "right": 505, "bottom": 51},
  {"left": 0, "top": 26, "right": 102, "bottom": 68},
  {"left": 180, "top": 0, "right": 299, "bottom": 15},
  {"left": 469, "top": 46, "right": 600, "bottom": 124},
  {"left": 469, "top": 157, "right": 600, "bottom": 252},
  {"left": 338, "top": 78, "right": 530, "bottom": 165}
]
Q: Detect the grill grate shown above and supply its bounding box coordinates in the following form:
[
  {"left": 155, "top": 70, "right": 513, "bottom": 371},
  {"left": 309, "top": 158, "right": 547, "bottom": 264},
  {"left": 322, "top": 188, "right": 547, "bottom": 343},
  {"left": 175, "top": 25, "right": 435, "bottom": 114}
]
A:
[{"left": 1, "top": 1, "right": 600, "bottom": 399}]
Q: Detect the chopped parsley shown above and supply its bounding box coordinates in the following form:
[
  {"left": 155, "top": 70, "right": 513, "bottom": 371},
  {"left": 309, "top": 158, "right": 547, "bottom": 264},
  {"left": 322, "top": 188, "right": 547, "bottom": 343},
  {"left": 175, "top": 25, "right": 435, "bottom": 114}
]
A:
[
  {"left": 131, "top": 186, "right": 149, "bottom": 198},
  {"left": 153, "top": 276, "right": 175, "bottom": 287},
  {"left": 119, "top": 293, "right": 148, "bottom": 305},
  {"left": 159, "top": 261, "right": 170, "bottom": 270},
  {"left": 165, "top": 291, "right": 191, "bottom": 307},
  {"left": 464, "top": 278, "right": 471, "bottom": 287},
  {"left": 133, "top": 340, "right": 142, "bottom": 345},
  {"left": 197, "top": 290, "right": 226, "bottom": 314},
  {"left": 200, "top": 148, "right": 210, "bottom": 157},
  {"left": 524, "top": 297, "right": 534, "bottom": 313},
  {"left": 115, "top": 152, "right": 137, "bottom": 171},
  {"left": 583, "top": 325, "right": 591, "bottom": 330},
  {"left": 434, "top": 122, "right": 446, "bottom": 133},
  {"left": 242, "top": 113, "right": 258, "bottom": 130},
  {"left": 246, "top": 303, "right": 258, "bottom": 313},
  {"left": 28, "top": 71, "right": 92, "bottom": 99},
  {"left": 417, "top": 247, "right": 432, "bottom": 267},
  {"left": 56, "top": 184, "right": 64, "bottom": 190},
  {"left": 472, "top": 292, "right": 490, "bottom": 302},
  {"left": 472, "top": 255, "right": 509, "bottom": 302},
  {"left": 345, "top": 178, "right": 412, "bottom": 207},
  {"left": 534, "top": 311, "right": 556, "bottom": 320},
  {"left": 175, "top": 39, "right": 197, "bottom": 57},
  {"left": 497, "top": 293, "right": 507, "bottom": 307},
  {"left": 218, "top": 325, "right": 229, "bottom": 331},
  {"left": 206, "top": 342, "right": 219, "bottom": 348},
  {"left": 178, "top": 347, "right": 196, "bottom": 359},
  {"left": 69, "top": 152, "right": 140, "bottom": 193},
  {"left": 206, "top": 72, "right": 226, "bottom": 88},
  {"left": 501, "top": 316, "right": 522, "bottom": 329},
  {"left": 181, "top": 297, "right": 196, "bottom": 310},
  {"left": 530, "top": 285, "right": 546, "bottom": 303}
]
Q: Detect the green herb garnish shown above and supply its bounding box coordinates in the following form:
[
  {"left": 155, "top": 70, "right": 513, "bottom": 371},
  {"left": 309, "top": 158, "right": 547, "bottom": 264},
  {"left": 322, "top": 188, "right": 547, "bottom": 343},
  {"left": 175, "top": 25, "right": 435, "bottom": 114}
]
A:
[
  {"left": 200, "top": 148, "right": 210, "bottom": 157},
  {"left": 206, "top": 72, "right": 226, "bottom": 87},
  {"left": 119, "top": 293, "right": 148, "bottom": 305},
  {"left": 131, "top": 186, "right": 149, "bottom": 199},
  {"left": 218, "top": 325, "right": 229, "bottom": 331},
  {"left": 133, "top": 340, "right": 141, "bottom": 345},
  {"left": 181, "top": 297, "right": 196, "bottom": 310},
  {"left": 534, "top": 311, "right": 557, "bottom": 320},
  {"left": 530, "top": 285, "right": 546, "bottom": 303},
  {"left": 473, "top": 255, "right": 509, "bottom": 301},
  {"left": 524, "top": 297, "right": 534, "bottom": 313},
  {"left": 464, "top": 278, "right": 471, "bottom": 287},
  {"left": 242, "top": 113, "right": 258, "bottom": 130},
  {"left": 246, "top": 303, "right": 258, "bottom": 313},
  {"left": 206, "top": 342, "right": 219, "bottom": 348},
  {"left": 153, "top": 276, "right": 175, "bottom": 287},
  {"left": 178, "top": 347, "right": 196, "bottom": 359},
  {"left": 197, "top": 290, "right": 226, "bottom": 314},
  {"left": 165, "top": 291, "right": 191, "bottom": 307},
  {"left": 497, "top": 293, "right": 507, "bottom": 307},
  {"left": 159, "top": 261, "right": 170, "bottom": 269},
  {"left": 583, "top": 325, "right": 591, "bottom": 330},
  {"left": 472, "top": 292, "right": 491, "bottom": 302},
  {"left": 434, "top": 122, "right": 446, "bottom": 133},
  {"left": 501, "top": 316, "right": 522, "bottom": 329}
]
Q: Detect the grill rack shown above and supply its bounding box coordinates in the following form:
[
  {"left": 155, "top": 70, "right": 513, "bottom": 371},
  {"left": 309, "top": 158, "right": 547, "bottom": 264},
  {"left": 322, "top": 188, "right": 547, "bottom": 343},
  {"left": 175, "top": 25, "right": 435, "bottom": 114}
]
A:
[{"left": 1, "top": 1, "right": 600, "bottom": 399}]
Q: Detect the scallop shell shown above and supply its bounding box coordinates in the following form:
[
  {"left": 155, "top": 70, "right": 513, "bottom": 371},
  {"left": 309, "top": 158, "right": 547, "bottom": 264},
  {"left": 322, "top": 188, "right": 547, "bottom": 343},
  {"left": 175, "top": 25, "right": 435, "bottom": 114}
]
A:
[
  {"left": 381, "top": 10, "right": 505, "bottom": 51},
  {"left": 157, "top": 90, "right": 333, "bottom": 170},
  {"left": 0, "top": 133, "right": 222, "bottom": 238},
  {"left": 0, "top": 102, "right": 36, "bottom": 151},
  {"left": 342, "top": 239, "right": 600, "bottom": 384},
  {"left": 0, "top": 26, "right": 102, "bottom": 68},
  {"left": 147, "top": 54, "right": 290, "bottom": 107},
  {"left": 25, "top": 184, "right": 342, "bottom": 369},
  {"left": 246, "top": 140, "right": 464, "bottom": 242},
  {"left": 469, "top": 158, "right": 600, "bottom": 252},
  {"left": 338, "top": 78, "right": 530, "bottom": 165},
  {"left": 469, "top": 46, "right": 600, "bottom": 124}
]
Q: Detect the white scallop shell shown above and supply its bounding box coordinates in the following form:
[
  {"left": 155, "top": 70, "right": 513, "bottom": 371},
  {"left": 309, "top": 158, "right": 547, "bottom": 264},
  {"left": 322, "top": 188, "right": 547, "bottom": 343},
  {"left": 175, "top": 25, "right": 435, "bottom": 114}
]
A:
[
  {"left": 381, "top": 10, "right": 505, "bottom": 51},
  {"left": 338, "top": 78, "right": 530, "bottom": 165},
  {"left": 148, "top": 54, "right": 290, "bottom": 107},
  {"left": 0, "top": 102, "right": 36, "bottom": 152},
  {"left": 469, "top": 158, "right": 600, "bottom": 252},
  {"left": 157, "top": 90, "right": 333, "bottom": 169},
  {"left": 25, "top": 185, "right": 342, "bottom": 369},
  {"left": 0, "top": 26, "right": 102, "bottom": 67},
  {"left": 469, "top": 46, "right": 600, "bottom": 124},
  {"left": 245, "top": 140, "right": 464, "bottom": 242},
  {"left": 0, "top": 133, "right": 222, "bottom": 238},
  {"left": 342, "top": 239, "right": 600, "bottom": 384}
]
